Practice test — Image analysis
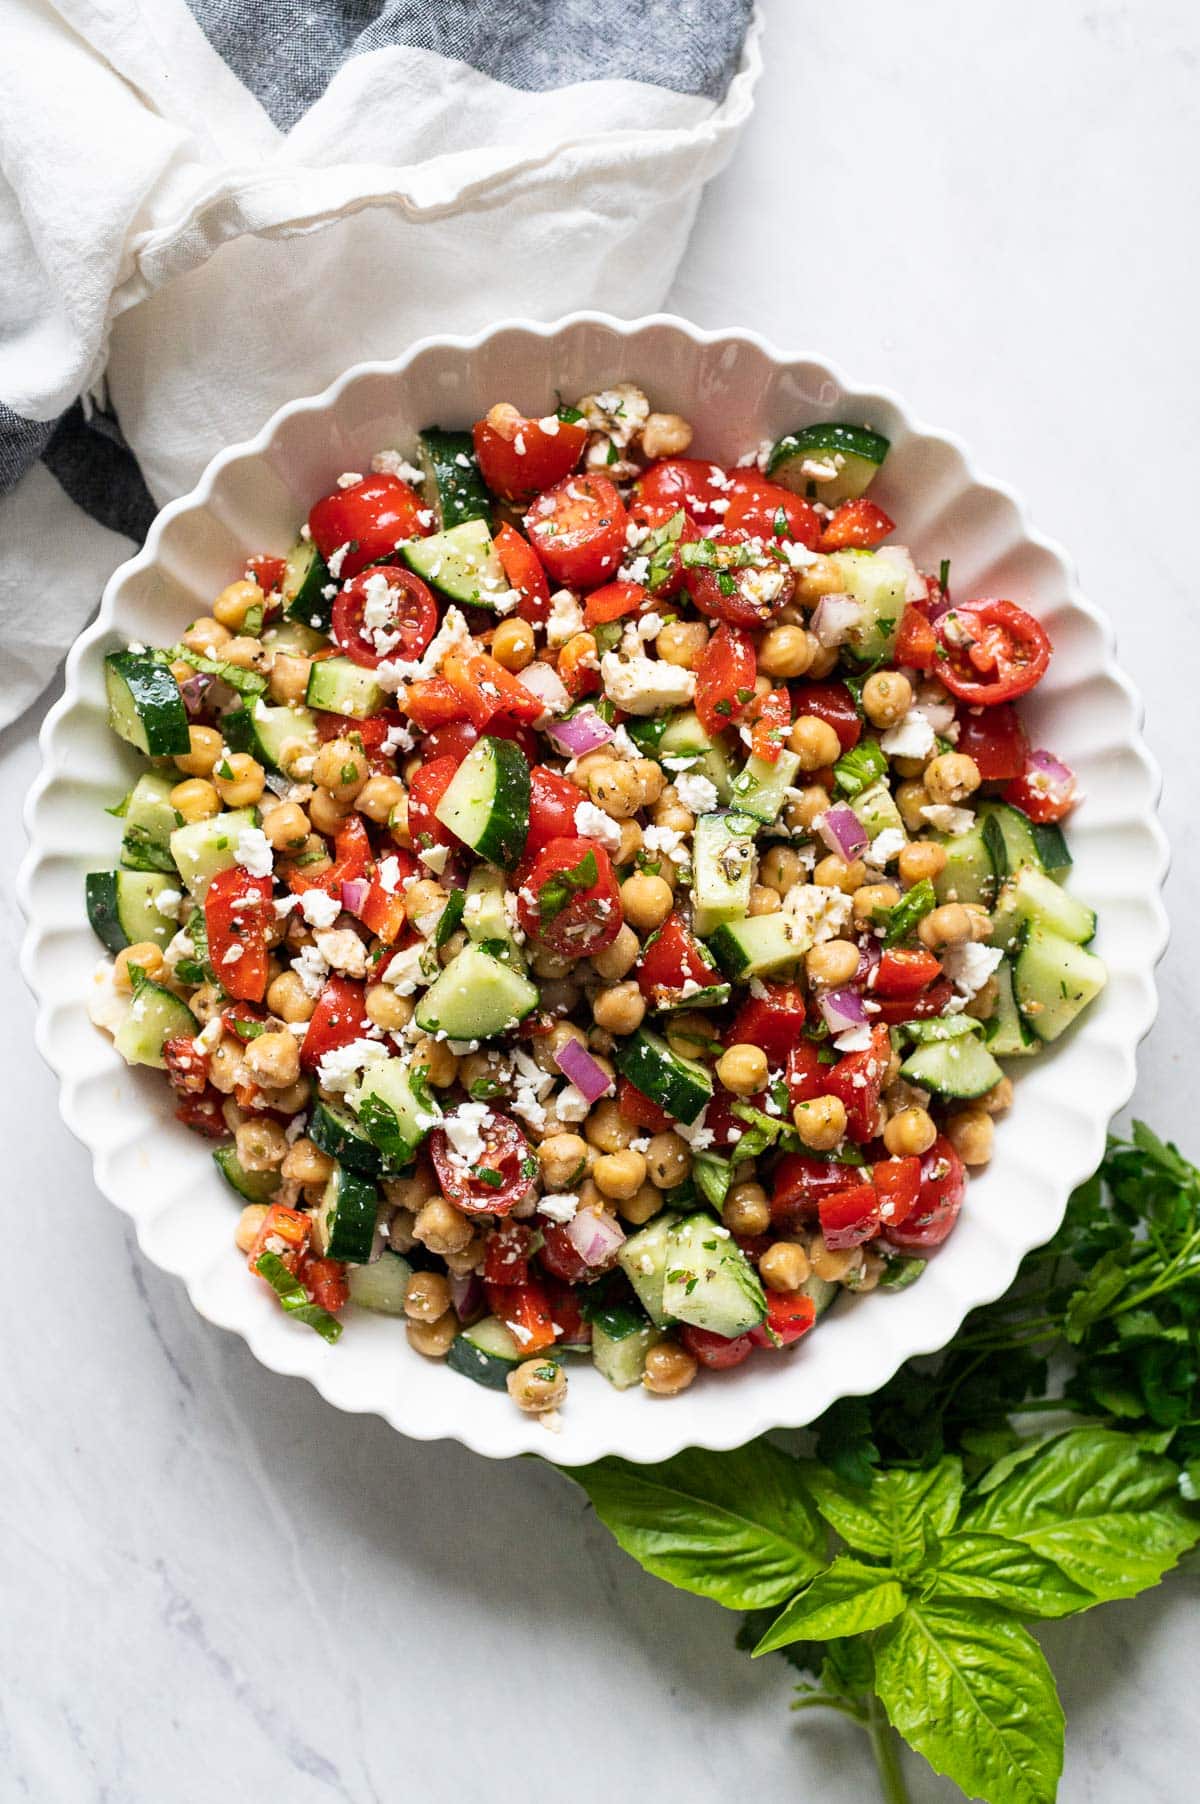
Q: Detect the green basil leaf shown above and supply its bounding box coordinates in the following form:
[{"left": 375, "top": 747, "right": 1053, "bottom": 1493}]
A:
[
  {"left": 753, "top": 1556, "right": 904, "bottom": 1654},
  {"left": 564, "top": 1444, "right": 826, "bottom": 1609},
  {"left": 875, "top": 1602, "right": 1063, "bottom": 1804},
  {"left": 925, "top": 1531, "right": 1093, "bottom": 1618},
  {"left": 538, "top": 848, "right": 598, "bottom": 924},
  {"left": 798, "top": 1455, "right": 963, "bottom": 1568},
  {"left": 963, "top": 1426, "right": 1199, "bottom": 1600},
  {"left": 253, "top": 1252, "right": 343, "bottom": 1345}
]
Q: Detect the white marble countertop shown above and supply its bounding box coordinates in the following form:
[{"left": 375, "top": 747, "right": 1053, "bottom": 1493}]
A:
[{"left": 4, "top": 2, "right": 1199, "bottom": 1798}]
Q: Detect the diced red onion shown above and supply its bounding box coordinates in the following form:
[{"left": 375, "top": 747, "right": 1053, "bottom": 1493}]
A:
[
  {"left": 449, "top": 1272, "right": 484, "bottom": 1322},
  {"left": 818, "top": 986, "right": 867, "bottom": 1035},
  {"left": 546, "top": 706, "right": 614, "bottom": 759},
  {"left": 818, "top": 803, "right": 869, "bottom": 861},
  {"left": 555, "top": 1037, "right": 614, "bottom": 1104},
  {"left": 926, "top": 593, "right": 952, "bottom": 623},
  {"left": 565, "top": 1208, "right": 626, "bottom": 1268},
  {"left": 811, "top": 593, "right": 863, "bottom": 648},
  {"left": 179, "top": 673, "right": 211, "bottom": 715},
  {"left": 857, "top": 937, "right": 881, "bottom": 986},
  {"left": 518, "top": 661, "right": 571, "bottom": 718},
  {"left": 1028, "top": 748, "right": 1075, "bottom": 787},
  {"left": 341, "top": 878, "right": 371, "bottom": 917}
]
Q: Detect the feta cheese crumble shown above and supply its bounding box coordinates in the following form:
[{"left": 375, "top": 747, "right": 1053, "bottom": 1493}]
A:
[
  {"left": 235, "top": 827, "right": 274, "bottom": 879},
  {"left": 573, "top": 800, "right": 622, "bottom": 851}
]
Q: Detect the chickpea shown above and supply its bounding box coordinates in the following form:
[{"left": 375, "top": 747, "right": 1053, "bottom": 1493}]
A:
[
  {"left": 793, "top": 1094, "right": 847, "bottom": 1151},
  {"left": 761, "top": 844, "right": 804, "bottom": 895},
  {"left": 262, "top": 801, "right": 310, "bottom": 851},
  {"left": 656, "top": 619, "right": 708, "bottom": 668},
  {"left": 235, "top": 1118, "right": 288, "bottom": 1171},
  {"left": 806, "top": 939, "right": 860, "bottom": 987},
  {"left": 806, "top": 642, "right": 840, "bottom": 680},
  {"left": 407, "top": 1313, "right": 457, "bottom": 1359},
  {"left": 444, "top": 1235, "right": 485, "bottom": 1277},
  {"left": 631, "top": 759, "right": 665, "bottom": 808},
  {"left": 174, "top": 724, "right": 223, "bottom": 778},
  {"left": 925, "top": 752, "right": 981, "bottom": 806},
  {"left": 586, "top": 759, "right": 643, "bottom": 820},
  {"left": 413, "top": 1197, "right": 472, "bottom": 1255},
  {"left": 641, "top": 412, "right": 693, "bottom": 459},
  {"left": 794, "top": 556, "right": 844, "bottom": 605},
  {"left": 268, "top": 654, "right": 312, "bottom": 706},
  {"left": 966, "top": 975, "right": 1000, "bottom": 1022},
  {"left": 507, "top": 1357, "right": 568, "bottom": 1413},
  {"left": 212, "top": 578, "right": 265, "bottom": 630},
  {"left": 181, "top": 616, "right": 231, "bottom": 656},
  {"left": 883, "top": 1106, "right": 938, "bottom": 1157},
  {"left": 305, "top": 786, "right": 347, "bottom": 837},
  {"left": 170, "top": 777, "right": 220, "bottom": 824},
  {"left": 980, "top": 1076, "right": 1015, "bottom": 1115},
  {"left": 222, "top": 636, "right": 270, "bottom": 672},
  {"left": 861, "top": 670, "right": 913, "bottom": 729},
  {"left": 758, "top": 623, "right": 813, "bottom": 680},
  {"left": 313, "top": 738, "right": 369, "bottom": 802},
  {"left": 577, "top": 1104, "right": 631, "bottom": 1160},
  {"left": 790, "top": 715, "right": 842, "bottom": 771},
  {"left": 642, "top": 1340, "right": 698, "bottom": 1396},
  {"left": 619, "top": 871, "right": 673, "bottom": 932},
  {"left": 853, "top": 882, "right": 901, "bottom": 927},
  {"left": 356, "top": 774, "right": 406, "bottom": 824},
  {"left": 918, "top": 903, "right": 975, "bottom": 951},
  {"left": 645, "top": 1131, "right": 691, "bottom": 1189},
  {"left": 896, "top": 780, "right": 932, "bottom": 833},
  {"left": 410, "top": 1035, "right": 458, "bottom": 1088},
  {"left": 242, "top": 1030, "right": 301, "bottom": 1091},
  {"left": 760, "top": 1241, "right": 810, "bottom": 1292},
  {"left": 213, "top": 752, "right": 265, "bottom": 809},
  {"left": 592, "top": 981, "right": 646, "bottom": 1037},
  {"left": 593, "top": 1150, "right": 647, "bottom": 1201},
  {"left": 492, "top": 617, "right": 536, "bottom": 672},
  {"left": 620, "top": 1182, "right": 663, "bottom": 1226},
  {"left": 813, "top": 854, "right": 867, "bottom": 894},
  {"left": 266, "top": 970, "right": 316, "bottom": 1023},
  {"left": 278, "top": 737, "right": 317, "bottom": 782},
  {"left": 722, "top": 1181, "right": 771, "bottom": 1237},
  {"left": 665, "top": 1011, "right": 717, "bottom": 1061},
  {"left": 748, "top": 884, "right": 781, "bottom": 915},
  {"left": 404, "top": 1270, "right": 452, "bottom": 1324},
  {"left": 234, "top": 1203, "right": 269, "bottom": 1254},
  {"left": 533, "top": 1021, "right": 588, "bottom": 1077},
  {"left": 716, "top": 1043, "right": 769, "bottom": 1097},
  {"left": 365, "top": 984, "right": 412, "bottom": 1031},
  {"left": 964, "top": 906, "right": 994, "bottom": 943},
  {"left": 113, "top": 942, "right": 165, "bottom": 992},
  {"left": 568, "top": 748, "right": 612, "bottom": 793},
  {"left": 615, "top": 819, "right": 643, "bottom": 865},
  {"left": 383, "top": 1164, "right": 439, "bottom": 1214},
  {"left": 898, "top": 841, "right": 947, "bottom": 885},
  {"left": 188, "top": 983, "right": 224, "bottom": 1024},
  {"left": 946, "top": 1108, "right": 994, "bottom": 1166},
  {"left": 281, "top": 1138, "right": 334, "bottom": 1187},
  {"left": 653, "top": 791, "right": 694, "bottom": 836},
  {"left": 538, "top": 1133, "right": 590, "bottom": 1189},
  {"left": 809, "top": 1235, "right": 864, "bottom": 1284},
  {"left": 404, "top": 878, "right": 448, "bottom": 928},
  {"left": 486, "top": 401, "right": 523, "bottom": 435},
  {"left": 272, "top": 1077, "right": 311, "bottom": 1116}
]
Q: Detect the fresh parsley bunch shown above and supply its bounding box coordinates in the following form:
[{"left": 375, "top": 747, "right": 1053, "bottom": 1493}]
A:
[{"left": 559, "top": 1125, "right": 1200, "bottom": 1804}]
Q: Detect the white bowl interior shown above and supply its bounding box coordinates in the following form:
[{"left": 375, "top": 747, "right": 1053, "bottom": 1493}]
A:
[{"left": 20, "top": 316, "right": 1168, "bottom": 1464}]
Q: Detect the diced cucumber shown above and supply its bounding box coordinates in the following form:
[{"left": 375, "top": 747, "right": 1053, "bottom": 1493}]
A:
[
  {"left": 223, "top": 700, "right": 320, "bottom": 773},
  {"left": 403, "top": 519, "right": 511, "bottom": 608},
  {"left": 661, "top": 1214, "right": 767, "bottom": 1338},
  {"left": 978, "top": 802, "right": 1043, "bottom": 880},
  {"left": 463, "top": 865, "right": 526, "bottom": 968},
  {"left": 262, "top": 619, "right": 328, "bottom": 658},
  {"left": 282, "top": 539, "right": 334, "bottom": 631},
  {"left": 692, "top": 812, "right": 756, "bottom": 936},
  {"left": 172, "top": 643, "right": 268, "bottom": 699},
  {"left": 416, "top": 429, "right": 492, "bottom": 529},
  {"left": 800, "top": 1270, "right": 839, "bottom": 1319},
  {"left": 309, "top": 1099, "right": 386, "bottom": 1176},
  {"left": 592, "top": 1307, "right": 666, "bottom": 1390},
  {"left": 104, "top": 651, "right": 190, "bottom": 757},
  {"left": 617, "top": 1212, "right": 682, "bottom": 1328},
  {"left": 934, "top": 822, "right": 997, "bottom": 908},
  {"left": 851, "top": 780, "right": 907, "bottom": 847},
  {"left": 651, "top": 711, "right": 737, "bottom": 802},
  {"left": 1005, "top": 866, "right": 1096, "bottom": 945},
  {"left": 434, "top": 735, "right": 530, "bottom": 869},
  {"left": 614, "top": 1029, "right": 712, "bottom": 1125},
  {"left": 113, "top": 977, "right": 197, "bottom": 1069},
  {"left": 114, "top": 772, "right": 180, "bottom": 873},
  {"left": 347, "top": 1250, "right": 415, "bottom": 1315},
  {"left": 767, "top": 423, "right": 890, "bottom": 503},
  {"left": 986, "top": 957, "right": 1036, "bottom": 1057},
  {"left": 901, "top": 1013, "right": 982, "bottom": 1045},
  {"left": 447, "top": 1315, "right": 527, "bottom": 1390},
  {"left": 1031, "top": 820, "right": 1072, "bottom": 879},
  {"left": 213, "top": 1144, "right": 280, "bottom": 1204},
  {"left": 169, "top": 807, "right": 258, "bottom": 899},
  {"left": 313, "top": 1165, "right": 382, "bottom": 1264},
  {"left": 305, "top": 656, "right": 385, "bottom": 720},
  {"left": 353, "top": 1059, "right": 441, "bottom": 1163},
  {"left": 706, "top": 910, "right": 811, "bottom": 979},
  {"left": 414, "top": 943, "right": 539, "bottom": 1040},
  {"left": 1014, "top": 927, "right": 1107, "bottom": 1043},
  {"left": 825, "top": 546, "right": 918, "bottom": 661},
  {"left": 901, "top": 1033, "right": 1004, "bottom": 1100},
  {"left": 730, "top": 749, "right": 801, "bottom": 826},
  {"left": 86, "top": 870, "right": 178, "bottom": 953}
]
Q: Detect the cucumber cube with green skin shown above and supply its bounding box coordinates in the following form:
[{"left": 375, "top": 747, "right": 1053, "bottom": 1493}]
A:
[
  {"left": 282, "top": 540, "right": 334, "bottom": 631},
  {"left": 348, "top": 1251, "right": 415, "bottom": 1316},
  {"left": 223, "top": 700, "right": 320, "bottom": 773},
  {"left": 824, "top": 547, "right": 918, "bottom": 663},
  {"left": 169, "top": 807, "right": 259, "bottom": 899},
  {"left": 434, "top": 736, "right": 530, "bottom": 869},
  {"left": 306, "top": 656, "right": 385, "bottom": 720},
  {"left": 105, "top": 650, "right": 191, "bottom": 756},
  {"left": 86, "top": 870, "right": 178, "bottom": 953},
  {"left": 403, "top": 519, "right": 511, "bottom": 608},
  {"left": 614, "top": 1029, "right": 712, "bottom": 1125},
  {"left": 851, "top": 780, "right": 907, "bottom": 847},
  {"left": 900, "top": 1034, "right": 1005, "bottom": 1101},
  {"left": 730, "top": 749, "right": 801, "bottom": 826},
  {"left": 414, "top": 943, "right": 539, "bottom": 1041},
  {"left": 1015, "top": 927, "right": 1107, "bottom": 1043},
  {"left": 213, "top": 1145, "right": 281, "bottom": 1205},
  {"left": 113, "top": 978, "right": 197, "bottom": 1069},
  {"left": 661, "top": 1214, "right": 767, "bottom": 1337},
  {"left": 312, "top": 1166, "right": 382, "bottom": 1263},
  {"left": 985, "top": 958, "right": 1036, "bottom": 1057},
  {"left": 692, "top": 812, "right": 756, "bottom": 937},
  {"left": 114, "top": 772, "right": 181, "bottom": 874},
  {"left": 933, "top": 821, "right": 996, "bottom": 908},
  {"left": 706, "top": 911, "right": 812, "bottom": 979},
  {"left": 592, "top": 1311, "right": 666, "bottom": 1389},
  {"left": 767, "top": 423, "right": 889, "bottom": 504},
  {"left": 447, "top": 1316, "right": 529, "bottom": 1389},
  {"left": 354, "top": 1060, "right": 441, "bottom": 1164},
  {"left": 617, "top": 1213, "right": 683, "bottom": 1328},
  {"left": 416, "top": 429, "right": 492, "bottom": 529}
]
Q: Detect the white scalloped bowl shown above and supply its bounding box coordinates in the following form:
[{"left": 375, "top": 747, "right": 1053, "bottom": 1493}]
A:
[{"left": 19, "top": 315, "right": 1168, "bottom": 1465}]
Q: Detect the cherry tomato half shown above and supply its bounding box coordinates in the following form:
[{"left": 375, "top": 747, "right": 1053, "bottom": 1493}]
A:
[
  {"left": 726, "top": 982, "right": 806, "bottom": 1063},
  {"left": 1003, "top": 751, "right": 1077, "bottom": 823},
  {"left": 473, "top": 412, "right": 587, "bottom": 502},
  {"left": 431, "top": 1114, "right": 534, "bottom": 1217},
  {"left": 524, "top": 474, "right": 629, "bottom": 589},
  {"left": 679, "top": 1324, "right": 755, "bottom": 1369},
  {"left": 527, "top": 765, "right": 586, "bottom": 858},
  {"left": 684, "top": 528, "right": 796, "bottom": 628},
  {"left": 791, "top": 678, "right": 862, "bottom": 752},
  {"left": 884, "top": 1136, "right": 966, "bottom": 1251},
  {"left": 516, "top": 836, "right": 623, "bottom": 959},
  {"left": 955, "top": 702, "right": 1029, "bottom": 782},
  {"left": 332, "top": 566, "right": 437, "bottom": 669},
  {"left": 722, "top": 471, "right": 822, "bottom": 548},
  {"left": 694, "top": 621, "right": 757, "bottom": 737},
  {"left": 819, "top": 498, "right": 895, "bottom": 551},
  {"left": 308, "top": 473, "right": 432, "bottom": 577},
  {"left": 634, "top": 458, "right": 729, "bottom": 524},
  {"left": 748, "top": 1290, "right": 818, "bottom": 1349},
  {"left": 635, "top": 913, "right": 718, "bottom": 1007},
  {"left": 936, "top": 600, "right": 1052, "bottom": 706}
]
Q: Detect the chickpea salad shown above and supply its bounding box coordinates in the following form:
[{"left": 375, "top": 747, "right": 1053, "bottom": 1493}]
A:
[{"left": 86, "top": 387, "right": 1105, "bottom": 1422}]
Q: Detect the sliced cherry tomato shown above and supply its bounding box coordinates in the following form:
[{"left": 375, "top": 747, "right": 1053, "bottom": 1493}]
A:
[
  {"left": 516, "top": 837, "right": 622, "bottom": 960},
  {"left": 400, "top": 675, "right": 471, "bottom": 730},
  {"left": 872, "top": 1156, "right": 923, "bottom": 1231},
  {"left": 723, "top": 471, "right": 822, "bottom": 548},
  {"left": 473, "top": 411, "right": 587, "bottom": 503},
  {"left": 684, "top": 528, "right": 796, "bottom": 628},
  {"left": 874, "top": 948, "right": 943, "bottom": 999},
  {"left": 407, "top": 754, "right": 459, "bottom": 855},
  {"left": 443, "top": 650, "right": 543, "bottom": 731},
  {"left": 419, "top": 714, "right": 538, "bottom": 767},
  {"left": 749, "top": 685, "right": 791, "bottom": 763},
  {"left": 483, "top": 1219, "right": 537, "bottom": 1287},
  {"left": 314, "top": 710, "right": 399, "bottom": 750},
  {"left": 884, "top": 1136, "right": 966, "bottom": 1251},
  {"left": 524, "top": 474, "right": 628, "bottom": 589},
  {"left": 935, "top": 600, "right": 1052, "bottom": 705},
  {"left": 204, "top": 865, "right": 273, "bottom": 1003},
  {"left": 308, "top": 473, "right": 432, "bottom": 577},
  {"left": 541, "top": 1277, "right": 590, "bottom": 1347},
  {"left": 819, "top": 1182, "right": 881, "bottom": 1250},
  {"left": 431, "top": 1114, "right": 534, "bottom": 1218},
  {"left": 872, "top": 977, "right": 956, "bottom": 1027},
  {"left": 163, "top": 1035, "right": 208, "bottom": 1095},
  {"left": 331, "top": 566, "right": 437, "bottom": 669},
  {"left": 616, "top": 1076, "right": 674, "bottom": 1134},
  {"left": 694, "top": 622, "right": 757, "bottom": 737},
  {"left": 636, "top": 912, "right": 719, "bottom": 1007},
  {"left": 484, "top": 1280, "right": 558, "bottom": 1354},
  {"left": 245, "top": 553, "right": 286, "bottom": 594},
  {"left": 633, "top": 458, "right": 729, "bottom": 524},
  {"left": 785, "top": 1037, "right": 831, "bottom": 1110},
  {"left": 629, "top": 504, "right": 703, "bottom": 598},
  {"left": 1003, "top": 751, "right": 1077, "bottom": 823},
  {"left": 824, "top": 1024, "right": 891, "bottom": 1143},
  {"left": 771, "top": 1153, "right": 867, "bottom": 1229},
  {"left": 583, "top": 579, "right": 648, "bottom": 628},
  {"left": 174, "top": 1086, "right": 227, "bottom": 1138},
  {"left": 527, "top": 765, "right": 585, "bottom": 857},
  {"left": 248, "top": 1203, "right": 310, "bottom": 1273},
  {"left": 955, "top": 702, "right": 1029, "bottom": 782},
  {"left": 299, "top": 1253, "right": 349, "bottom": 1314},
  {"left": 298, "top": 976, "right": 369, "bottom": 1072},
  {"left": 820, "top": 498, "right": 895, "bottom": 551},
  {"left": 678, "top": 1324, "right": 755, "bottom": 1369},
  {"left": 749, "top": 1290, "right": 818, "bottom": 1349},
  {"left": 896, "top": 603, "right": 938, "bottom": 671},
  {"left": 494, "top": 523, "right": 552, "bottom": 625},
  {"left": 537, "top": 1223, "right": 593, "bottom": 1284},
  {"left": 791, "top": 679, "right": 861, "bottom": 752},
  {"left": 726, "top": 984, "right": 806, "bottom": 1064}
]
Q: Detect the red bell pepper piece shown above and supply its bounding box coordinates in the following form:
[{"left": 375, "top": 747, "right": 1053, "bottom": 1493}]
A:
[
  {"left": 484, "top": 1279, "right": 557, "bottom": 1354},
  {"left": 204, "top": 865, "right": 273, "bottom": 1003},
  {"left": 818, "top": 1182, "right": 881, "bottom": 1249},
  {"left": 299, "top": 975, "right": 369, "bottom": 1071},
  {"left": 749, "top": 1290, "right": 818, "bottom": 1348}
]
